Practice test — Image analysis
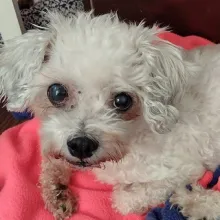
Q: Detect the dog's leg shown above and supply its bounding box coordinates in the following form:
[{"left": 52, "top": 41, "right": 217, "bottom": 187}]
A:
[
  {"left": 93, "top": 155, "right": 205, "bottom": 185},
  {"left": 112, "top": 181, "right": 172, "bottom": 215},
  {"left": 170, "top": 183, "right": 220, "bottom": 220},
  {"left": 40, "top": 157, "right": 77, "bottom": 220}
]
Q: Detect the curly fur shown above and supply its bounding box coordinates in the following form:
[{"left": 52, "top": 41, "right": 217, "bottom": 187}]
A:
[{"left": 1, "top": 11, "right": 220, "bottom": 220}]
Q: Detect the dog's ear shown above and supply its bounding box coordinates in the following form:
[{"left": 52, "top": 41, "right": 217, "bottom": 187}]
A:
[
  {"left": 134, "top": 27, "right": 199, "bottom": 133},
  {"left": 0, "top": 30, "right": 50, "bottom": 112}
]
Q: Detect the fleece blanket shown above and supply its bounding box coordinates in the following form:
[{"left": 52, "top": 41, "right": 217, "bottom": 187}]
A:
[
  {"left": 0, "top": 33, "right": 213, "bottom": 220},
  {"left": 0, "top": 119, "right": 142, "bottom": 220}
]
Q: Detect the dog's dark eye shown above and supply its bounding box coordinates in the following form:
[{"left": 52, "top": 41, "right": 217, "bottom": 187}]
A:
[
  {"left": 47, "top": 83, "right": 68, "bottom": 107},
  {"left": 114, "top": 93, "right": 133, "bottom": 112}
]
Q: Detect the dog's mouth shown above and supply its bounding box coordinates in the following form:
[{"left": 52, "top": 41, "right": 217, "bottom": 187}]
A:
[
  {"left": 65, "top": 158, "right": 103, "bottom": 169},
  {"left": 53, "top": 153, "right": 114, "bottom": 169},
  {"left": 74, "top": 160, "right": 101, "bottom": 168},
  {"left": 52, "top": 154, "right": 95, "bottom": 168},
  {"left": 75, "top": 160, "right": 89, "bottom": 167}
]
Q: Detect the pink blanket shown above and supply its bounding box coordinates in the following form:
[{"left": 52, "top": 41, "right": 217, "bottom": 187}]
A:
[{"left": 0, "top": 33, "right": 212, "bottom": 220}]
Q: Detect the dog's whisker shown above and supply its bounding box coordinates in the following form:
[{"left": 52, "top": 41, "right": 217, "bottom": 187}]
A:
[
  {"left": 27, "top": 84, "right": 48, "bottom": 89},
  {"left": 40, "top": 72, "right": 62, "bottom": 82},
  {"left": 45, "top": 154, "right": 53, "bottom": 164},
  {"left": 39, "top": 105, "right": 54, "bottom": 116},
  {"left": 58, "top": 145, "right": 64, "bottom": 157},
  {"left": 115, "top": 142, "right": 124, "bottom": 159},
  {"left": 93, "top": 151, "right": 99, "bottom": 162},
  {"left": 105, "top": 150, "right": 117, "bottom": 163}
]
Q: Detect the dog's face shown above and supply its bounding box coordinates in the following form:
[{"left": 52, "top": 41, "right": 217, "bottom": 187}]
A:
[
  {"left": 0, "top": 12, "right": 194, "bottom": 166},
  {"left": 38, "top": 61, "right": 143, "bottom": 166}
]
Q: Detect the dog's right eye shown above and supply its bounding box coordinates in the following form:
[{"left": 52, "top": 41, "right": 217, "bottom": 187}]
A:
[
  {"left": 113, "top": 92, "right": 133, "bottom": 112},
  {"left": 47, "top": 83, "right": 68, "bottom": 107}
]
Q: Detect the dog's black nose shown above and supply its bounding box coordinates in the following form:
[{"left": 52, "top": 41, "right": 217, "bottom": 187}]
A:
[{"left": 67, "top": 137, "right": 99, "bottom": 159}]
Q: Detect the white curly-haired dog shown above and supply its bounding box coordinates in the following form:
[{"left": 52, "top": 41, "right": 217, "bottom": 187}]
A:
[{"left": 1, "top": 11, "right": 220, "bottom": 220}]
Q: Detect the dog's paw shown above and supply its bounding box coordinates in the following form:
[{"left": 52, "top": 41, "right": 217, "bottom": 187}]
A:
[
  {"left": 170, "top": 184, "right": 220, "bottom": 220},
  {"left": 112, "top": 184, "right": 147, "bottom": 215},
  {"left": 44, "top": 184, "right": 77, "bottom": 220},
  {"left": 170, "top": 188, "right": 198, "bottom": 220}
]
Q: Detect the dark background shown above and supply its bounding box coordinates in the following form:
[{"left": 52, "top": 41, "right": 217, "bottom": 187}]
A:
[{"left": 85, "top": 0, "right": 220, "bottom": 43}]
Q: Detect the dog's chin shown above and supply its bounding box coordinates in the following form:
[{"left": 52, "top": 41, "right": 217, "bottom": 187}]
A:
[
  {"left": 71, "top": 157, "right": 114, "bottom": 169},
  {"left": 72, "top": 160, "right": 102, "bottom": 169},
  {"left": 68, "top": 157, "right": 120, "bottom": 170}
]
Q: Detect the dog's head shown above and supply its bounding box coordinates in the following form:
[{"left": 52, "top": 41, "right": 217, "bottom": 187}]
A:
[{"left": 0, "top": 12, "right": 196, "bottom": 166}]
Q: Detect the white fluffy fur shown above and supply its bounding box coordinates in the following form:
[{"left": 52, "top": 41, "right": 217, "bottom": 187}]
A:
[{"left": 1, "top": 12, "right": 220, "bottom": 219}]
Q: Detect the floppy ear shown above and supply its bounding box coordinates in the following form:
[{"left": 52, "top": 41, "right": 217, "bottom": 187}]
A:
[
  {"left": 135, "top": 28, "right": 199, "bottom": 133},
  {"left": 0, "top": 30, "right": 50, "bottom": 112}
]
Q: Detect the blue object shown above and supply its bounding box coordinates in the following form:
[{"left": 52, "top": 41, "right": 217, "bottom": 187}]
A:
[
  {"left": 147, "top": 199, "right": 185, "bottom": 220},
  {"left": 207, "top": 166, "right": 220, "bottom": 189},
  {"left": 12, "top": 111, "right": 33, "bottom": 120},
  {"left": 146, "top": 165, "right": 220, "bottom": 220}
]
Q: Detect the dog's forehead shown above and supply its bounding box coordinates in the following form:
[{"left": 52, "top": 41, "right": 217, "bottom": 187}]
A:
[
  {"left": 51, "top": 39, "right": 135, "bottom": 91},
  {"left": 51, "top": 18, "right": 136, "bottom": 66},
  {"left": 47, "top": 17, "right": 148, "bottom": 94},
  {"left": 54, "top": 36, "right": 134, "bottom": 67}
]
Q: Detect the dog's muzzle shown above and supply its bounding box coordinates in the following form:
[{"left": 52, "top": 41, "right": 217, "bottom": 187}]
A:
[{"left": 67, "top": 136, "right": 99, "bottom": 159}]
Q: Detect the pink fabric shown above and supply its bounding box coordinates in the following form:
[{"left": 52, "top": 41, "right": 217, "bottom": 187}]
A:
[
  {"left": 198, "top": 171, "right": 220, "bottom": 191},
  {"left": 0, "top": 34, "right": 212, "bottom": 220}
]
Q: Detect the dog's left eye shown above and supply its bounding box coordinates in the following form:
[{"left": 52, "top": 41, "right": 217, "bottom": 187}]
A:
[
  {"left": 113, "top": 92, "right": 133, "bottom": 112},
  {"left": 47, "top": 83, "right": 68, "bottom": 107}
]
